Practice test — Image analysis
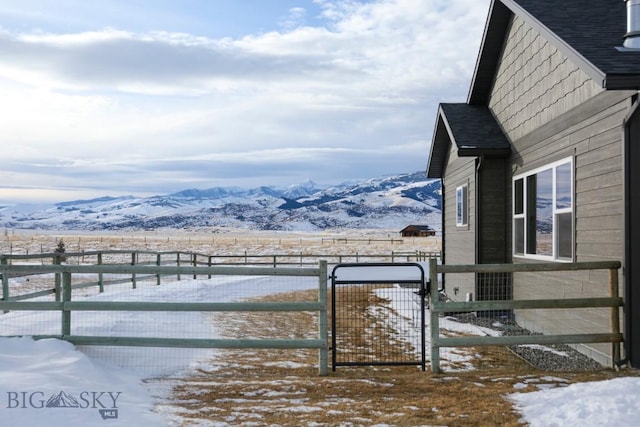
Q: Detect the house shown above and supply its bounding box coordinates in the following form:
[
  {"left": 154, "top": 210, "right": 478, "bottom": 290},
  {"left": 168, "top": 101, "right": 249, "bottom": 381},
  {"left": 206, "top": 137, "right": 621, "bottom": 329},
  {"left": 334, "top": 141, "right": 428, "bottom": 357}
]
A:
[
  {"left": 426, "top": 0, "right": 640, "bottom": 368},
  {"left": 400, "top": 225, "right": 436, "bottom": 238}
]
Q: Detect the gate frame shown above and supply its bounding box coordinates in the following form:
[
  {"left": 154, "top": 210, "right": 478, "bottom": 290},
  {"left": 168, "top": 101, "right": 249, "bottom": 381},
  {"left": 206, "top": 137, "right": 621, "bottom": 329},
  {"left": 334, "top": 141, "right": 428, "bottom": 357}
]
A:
[{"left": 331, "top": 262, "right": 428, "bottom": 371}]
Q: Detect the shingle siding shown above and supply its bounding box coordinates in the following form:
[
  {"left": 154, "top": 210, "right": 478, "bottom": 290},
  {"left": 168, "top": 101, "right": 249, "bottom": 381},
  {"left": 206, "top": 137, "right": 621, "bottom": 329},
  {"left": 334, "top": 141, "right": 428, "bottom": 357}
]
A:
[
  {"left": 510, "top": 93, "right": 630, "bottom": 366},
  {"left": 442, "top": 143, "right": 476, "bottom": 302},
  {"left": 488, "top": 15, "right": 603, "bottom": 141}
]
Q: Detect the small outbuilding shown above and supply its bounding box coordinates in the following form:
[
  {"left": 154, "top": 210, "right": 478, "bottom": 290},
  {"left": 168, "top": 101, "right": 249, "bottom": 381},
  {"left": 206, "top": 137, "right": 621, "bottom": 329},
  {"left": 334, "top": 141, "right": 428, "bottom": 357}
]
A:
[{"left": 400, "top": 225, "right": 436, "bottom": 238}]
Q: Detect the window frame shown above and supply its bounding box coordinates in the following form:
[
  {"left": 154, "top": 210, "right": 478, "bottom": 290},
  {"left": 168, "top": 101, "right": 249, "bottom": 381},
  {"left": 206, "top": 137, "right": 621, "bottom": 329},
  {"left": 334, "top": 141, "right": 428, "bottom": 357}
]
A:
[
  {"left": 512, "top": 157, "right": 574, "bottom": 262},
  {"left": 456, "top": 183, "right": 469, "bottom": 227}
]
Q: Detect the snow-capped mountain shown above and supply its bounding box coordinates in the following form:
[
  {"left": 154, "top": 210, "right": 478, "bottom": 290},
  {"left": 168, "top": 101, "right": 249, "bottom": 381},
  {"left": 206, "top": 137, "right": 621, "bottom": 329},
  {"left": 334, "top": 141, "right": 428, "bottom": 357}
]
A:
[{"left": 0, "top": 172, "right": 441, "bottom": 232}]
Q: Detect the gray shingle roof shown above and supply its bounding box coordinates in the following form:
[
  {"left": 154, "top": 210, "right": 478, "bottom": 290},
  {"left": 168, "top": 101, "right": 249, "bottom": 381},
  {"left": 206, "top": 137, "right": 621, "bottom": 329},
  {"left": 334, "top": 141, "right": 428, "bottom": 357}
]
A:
[
  {"left": 426, "top": 104, "right": 511, "bottom": 178},
  {"left": 511, "top": 0, "right": 640, "bottom": 76},
  {"left": 470, "top": 0, "right": 640, "bottom": 103}
]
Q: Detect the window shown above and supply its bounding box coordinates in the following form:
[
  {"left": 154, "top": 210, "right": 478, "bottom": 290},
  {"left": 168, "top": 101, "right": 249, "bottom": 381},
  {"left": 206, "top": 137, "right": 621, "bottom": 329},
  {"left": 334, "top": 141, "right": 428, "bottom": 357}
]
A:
[
  {"left": 513, "top": 158, "right": 573, "bottom": 260},
  {"left": 456, "top": 184, "right": 468, "bottom": 226}
]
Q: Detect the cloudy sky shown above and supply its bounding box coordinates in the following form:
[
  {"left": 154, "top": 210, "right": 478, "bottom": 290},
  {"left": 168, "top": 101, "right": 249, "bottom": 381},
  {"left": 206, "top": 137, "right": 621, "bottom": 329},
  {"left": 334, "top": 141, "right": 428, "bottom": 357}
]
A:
[{"left": 0, "top": 0, "right": 490, "bottom": 204}]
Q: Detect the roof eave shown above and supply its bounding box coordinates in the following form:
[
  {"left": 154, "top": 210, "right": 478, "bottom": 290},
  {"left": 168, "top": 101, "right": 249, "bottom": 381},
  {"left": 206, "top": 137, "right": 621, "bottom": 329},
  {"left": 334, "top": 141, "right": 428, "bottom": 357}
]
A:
[
  {"left": 604, "top": 74, "right": 640, "bottom": 90},
  {"left": 426, "top": 106, "right": 450, "bottom": 179},
  {"left": 467, "top": 0, "right": 512, "bottom": 105},
  {"left": 458, "top": 147, "right": 512, "bottom": 157}
]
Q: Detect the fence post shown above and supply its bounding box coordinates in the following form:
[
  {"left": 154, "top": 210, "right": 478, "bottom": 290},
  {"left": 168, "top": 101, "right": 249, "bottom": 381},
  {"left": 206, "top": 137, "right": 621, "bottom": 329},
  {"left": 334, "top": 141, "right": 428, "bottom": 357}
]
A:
[
  {"left": 1, "top": 257, "right": 8, "bottom": 313},
  {"left": 610, "top": 267, "right": 621, "bottom": 368},
  {"left": 54, "top": 255, "right": 61, "bottom": 302},
  {"left": 61, "top": 271, "right": 72, "bottom": 337},
  {"left": 177, "top": 253, "right": 181, "bottom": 280},
  {"left": 208, "top": 256, "right": 212, "bottom": 279},
  {"left": 318, "top": 260, "right": 328, "bottom": 376},
  {"left": 429, "top": 257, "right": 441, "bottom": 373},
  {"left": 98, "top": 253, "right": 104, "bottom": 293},
  {"left": 156, "top": 253, "right": 162, "bottom": 285},
  {"left": 192, "top": 253, "right": 197, "bottom": 279},
  {"left": 131, "top": 252, "right": 137, "bottom": 289}
]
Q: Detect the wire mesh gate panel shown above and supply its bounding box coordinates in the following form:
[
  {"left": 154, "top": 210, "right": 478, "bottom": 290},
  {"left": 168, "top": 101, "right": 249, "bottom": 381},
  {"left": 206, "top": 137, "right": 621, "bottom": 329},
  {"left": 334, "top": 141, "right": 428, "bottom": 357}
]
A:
[{"left": 331, "top": 263, "right": 427, "bottom": 370}]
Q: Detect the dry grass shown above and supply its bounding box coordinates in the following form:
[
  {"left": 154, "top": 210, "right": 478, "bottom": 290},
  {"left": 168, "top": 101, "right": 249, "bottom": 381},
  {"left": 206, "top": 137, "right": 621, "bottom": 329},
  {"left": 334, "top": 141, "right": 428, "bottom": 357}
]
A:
[
  {"left": 164, "top": 289, "right": 633, "bottom": 427},
  {"left": 0, "top": 230, "right": 440, "bottom": 258}
]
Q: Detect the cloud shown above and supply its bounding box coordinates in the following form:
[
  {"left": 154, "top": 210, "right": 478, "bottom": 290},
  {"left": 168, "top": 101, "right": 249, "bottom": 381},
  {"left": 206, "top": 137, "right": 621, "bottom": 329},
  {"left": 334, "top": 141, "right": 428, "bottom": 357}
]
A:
[
  {"left": 0, "top": 29, "right": 348, "bottom": 95},
  {"left": 0, "top": 0, "right": 491, "bottom": 203},
  {"left": 279, "top": 7, "right": 309, "bottom": 31}
]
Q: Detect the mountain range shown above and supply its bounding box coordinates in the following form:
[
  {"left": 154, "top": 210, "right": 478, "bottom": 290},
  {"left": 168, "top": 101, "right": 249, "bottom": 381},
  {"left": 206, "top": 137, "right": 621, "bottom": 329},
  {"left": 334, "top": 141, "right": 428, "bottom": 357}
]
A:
[{"left": 0, "top": 172, "right": 441, "bottom": 232}]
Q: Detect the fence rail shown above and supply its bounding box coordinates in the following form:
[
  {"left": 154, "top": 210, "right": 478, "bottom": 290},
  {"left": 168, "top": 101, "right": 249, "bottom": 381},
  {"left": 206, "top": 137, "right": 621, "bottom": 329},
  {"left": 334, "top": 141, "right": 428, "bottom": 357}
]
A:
[
  {"left": 0, "top": 261, "right": 329, "bottom": 375},
  {"left": 428, "top": 259, "right": 623, "bottom": 373},
  {"left": 1, "top": 249, "right": 440, "bottom": 265}
]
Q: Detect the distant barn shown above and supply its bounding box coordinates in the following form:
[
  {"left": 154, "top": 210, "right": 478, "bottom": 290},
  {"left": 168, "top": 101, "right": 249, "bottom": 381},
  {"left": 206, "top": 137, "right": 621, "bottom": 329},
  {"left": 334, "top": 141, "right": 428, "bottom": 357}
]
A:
[{"left": 399, "top": 225, "right": 435, "bottom": 237}]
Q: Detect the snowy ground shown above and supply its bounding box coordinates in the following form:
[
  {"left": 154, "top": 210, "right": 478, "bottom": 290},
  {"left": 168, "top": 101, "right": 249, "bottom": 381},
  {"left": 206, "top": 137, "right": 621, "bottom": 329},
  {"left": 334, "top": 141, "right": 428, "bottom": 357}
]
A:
[{"left": 1, "top": 264, "right": 639, "bottom": 425}]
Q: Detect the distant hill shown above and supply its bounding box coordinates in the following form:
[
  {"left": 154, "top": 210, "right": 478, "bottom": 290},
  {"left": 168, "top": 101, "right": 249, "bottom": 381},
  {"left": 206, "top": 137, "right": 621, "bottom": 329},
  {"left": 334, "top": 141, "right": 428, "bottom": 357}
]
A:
[{"left": 0, "top": 172, "right": 441, "bottom": 232}]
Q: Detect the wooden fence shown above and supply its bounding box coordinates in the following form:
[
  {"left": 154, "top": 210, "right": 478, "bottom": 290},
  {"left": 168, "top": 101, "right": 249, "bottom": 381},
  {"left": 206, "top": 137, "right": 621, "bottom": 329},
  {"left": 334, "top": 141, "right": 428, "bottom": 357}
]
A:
[
  {"left": 1, "top": 250, "right": 624, "bottom": 374},
  {"left": 1, "top": 249, "right": 439, "bottom": 266},
  {"left": 428, "top": 259, "right": 623, "bottom": 373},
  {"left": 0, "top": 261, "right": 329, "bottom": 375},
  {"left": 0, "top": 249, "right": 439, "bottom": 302}
]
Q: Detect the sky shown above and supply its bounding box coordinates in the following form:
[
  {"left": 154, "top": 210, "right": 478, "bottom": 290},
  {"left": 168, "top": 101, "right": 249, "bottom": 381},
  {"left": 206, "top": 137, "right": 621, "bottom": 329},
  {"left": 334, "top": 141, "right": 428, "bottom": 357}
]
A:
[
  {"left": 0, "top": 0, "right": 491, "bottom": 204},
  {"left": 1, "top": 273, "right": 639, "bottom": 426}
]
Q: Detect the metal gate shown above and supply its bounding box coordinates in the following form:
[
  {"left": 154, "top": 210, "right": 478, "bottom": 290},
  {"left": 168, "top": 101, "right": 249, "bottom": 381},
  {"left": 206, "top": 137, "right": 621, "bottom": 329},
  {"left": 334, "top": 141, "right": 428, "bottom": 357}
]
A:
[{"left": 331, "top": 263, "right": 428, "bottom": 371}]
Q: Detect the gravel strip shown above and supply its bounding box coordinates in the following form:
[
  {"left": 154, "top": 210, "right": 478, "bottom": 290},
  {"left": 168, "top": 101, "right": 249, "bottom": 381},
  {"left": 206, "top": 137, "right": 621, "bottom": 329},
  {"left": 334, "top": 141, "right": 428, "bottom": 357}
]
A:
[{"left": 445, "top": 312, "right": 605, "bottom": 372}]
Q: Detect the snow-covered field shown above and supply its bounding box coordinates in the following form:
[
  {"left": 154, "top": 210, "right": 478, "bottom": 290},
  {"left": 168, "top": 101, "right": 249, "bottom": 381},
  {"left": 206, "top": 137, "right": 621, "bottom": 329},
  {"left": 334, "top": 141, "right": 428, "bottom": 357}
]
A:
[
  {"left": 0, "top": 275, "right": 323, "bottom": 426},
  {"left": 1, "top": 231, "right": 639, "bottom": 426}
]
